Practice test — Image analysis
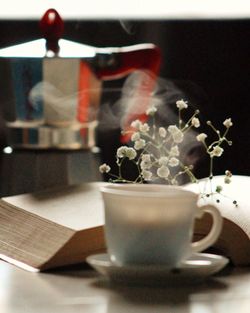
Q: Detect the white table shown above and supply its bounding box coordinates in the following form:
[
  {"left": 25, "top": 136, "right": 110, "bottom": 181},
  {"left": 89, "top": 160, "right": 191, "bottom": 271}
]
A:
[{"left": 1, "top": 260, "right": 250, "bottom": 313}]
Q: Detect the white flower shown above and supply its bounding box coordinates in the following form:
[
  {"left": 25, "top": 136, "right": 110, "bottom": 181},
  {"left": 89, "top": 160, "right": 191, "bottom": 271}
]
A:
[
  {"left": 131, "top": 132, "right": 140, "bottom": 142},
  {"left": 176, "top": 99, "right": 188, "bottom": 110},
  {"left": 157, "top": 166, "right": 170, "bottom": 179},
  {"left": 196, "top": 133, "right": 207, "bottom": 142},
  {"left": 142, "top": 154, "right": 151, "bottom": 162},
  {"left": 170, "top": 145, "right": 180, "bottom": 157},
  {"left": 168, "top": 125, "right": 180, "bottom": 134},
  {"left": 99, "top": 163, "right": 111, "bottom": 173},
  {"left": 140, "top": 161, "right": 152, "bottom": 170},
  {"left": 139, "top": 123, "right": 150, "bottom": 133},
  {"left": 131, "top": 119, "right": 142, "bottom": 129},
  {"left": 171, "top": 178, "right": 178, "bottom": 185},
  {"left": 168, "top": 157, "right": 179, "bottom": 167},
  {"left": 158, "top": 156, "right": 169, "bottom": 166},
  {"left": 142, "top": 170, "right": 153, "bottom": 181},
  {"left": 191, "top": 117, "right": 200, "bottom": 128},
  {"left": 225, "top": 170, "right": 232, "bottom": 177},
  {"left": 117, "top": 146, "right": 128, "bottom": 158},
  {"left": 159, "top": 127, "right": 167, "bottom": 138},
  {"left": 173, "top": 131, "right": 184, "bottom": 143},
  {"left": 223, "top": 118, "right": 233, "bottom": 128},
  {"left": 117, "top": 146, "right": 137, "bottom": 159},
  {"left": 146, "top": 106, "right": 157, "bottom": 116},
  {"left": 168, "top": 125, "right": 184, "bottom": 143},
  {"left": 211, "top": 146, "right": 224, "bottom": 157},
  {"left": 140, "top": 155, "right": 152, "bottom": 170},
  {"left": 126, "top": 147, "right": 137, "bottom": 160},
  {"left": 134, "top": 139, "right": 146, "bottom": 150}
]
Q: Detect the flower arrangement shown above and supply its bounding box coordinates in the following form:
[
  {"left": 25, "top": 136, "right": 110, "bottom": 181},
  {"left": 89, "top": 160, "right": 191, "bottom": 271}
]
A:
[{"left": 99, "top": 99, "right": 237, "bottom": 206}]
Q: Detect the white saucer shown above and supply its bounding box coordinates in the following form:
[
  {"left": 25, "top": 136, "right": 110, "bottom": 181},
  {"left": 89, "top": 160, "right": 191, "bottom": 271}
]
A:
[{"left": 86, "top": 253, "right": 229, "bottom": 285}]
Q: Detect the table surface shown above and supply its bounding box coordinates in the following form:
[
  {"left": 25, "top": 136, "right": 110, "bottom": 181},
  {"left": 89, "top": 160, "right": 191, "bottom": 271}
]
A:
[{"left": 1, "top": 259, "right": 250, "bottom": 313}]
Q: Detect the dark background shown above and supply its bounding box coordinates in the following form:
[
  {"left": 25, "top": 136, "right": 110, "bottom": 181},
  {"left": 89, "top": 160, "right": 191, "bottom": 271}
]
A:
[{"left": 0, "top": 19, "right": 249, "bottom": 179}]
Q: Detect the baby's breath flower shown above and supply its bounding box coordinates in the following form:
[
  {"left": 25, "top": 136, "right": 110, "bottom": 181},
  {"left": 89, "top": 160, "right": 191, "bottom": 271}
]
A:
[
  {"left": 171, "top": 179, "right": 178, "bottom": 185},
  {"left": 168, "top": 157, "right": 179, "bottom": 167},
  {"left": 126, "top": 147, "right": 137, "bottom": 160},
  {"left": 173, "top": 131, "right": 184, "bottom": 143},
  {"left": 157, "top": 165, "right": 170, "bottom": 179},
  {"left": 146, "top": 106, "right": 157, "bottom": 116},
  {"left": 142, "top": 170, "right": 153, "bottom": 181},
  {"left": 158, "top": 156, "right": 169, "bottom": 166},
  {"left": 170, "top": 145, "right": 180, "bottom": 156},
  {"left": 216, "top": 185, "right": 223, "bottom": 193},
  {"left": 225, "top": 170, "right": 232, "bottom": 177},
  {"left": 131, "top": 132, "right": 140, "bottom": 142},
  {"left": 224, "top": 176, "right": 231, "bottom": 184},
  {"left": 131, "top": 119, "right": 142, "bottom": 129},
  {"left": 191, "top": 117, "right": 200, "bottom": 128},
  {"left": 140, "top": 155, "right": 152, "bottom": 170},
  {"left": 134, "top": 139, "right": 146, "bottom": 150},
  {"left": 140, "top": 161, "right": 152, "bottom": 170},
  {"left": 168, "top": 125, "right": 179, "bottom": 134},
  {"left": 142, "top": 154, "right": 151, "bottom": 162},
  {"left": 117, "top": 146, "right": 128, "bottom": 158},
  {"left": 139, "top": 123, "right": 150, "bottom": 133},
  {"left": 103, "top": 99, "right": 234, "bottom": 202},
  {"left": 176, "top": 99, "right": 188, "bottom": 110},
  {"left": 211, "top": 146, "right": 224, "bottom": 157},
  {"left": 99, "top": 163, "right": 111, "bottom": 173},
  {"left": 117, "top": 146, "right": 137, "bottom": 159},
  {"left": 196, "top": 133, "right": 207, "bottom": 142},
  {"left": 159, "top": 127, "right": 167, "bottom": 138},
  {"left": 223, "top": 118, "right": 233, "bottom": 128}
]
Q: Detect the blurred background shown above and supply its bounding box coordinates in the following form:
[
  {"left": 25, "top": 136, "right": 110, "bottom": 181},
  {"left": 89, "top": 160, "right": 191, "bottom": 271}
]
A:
[{"left": 0, "top": 1, "right": 249, "bottom": 195}]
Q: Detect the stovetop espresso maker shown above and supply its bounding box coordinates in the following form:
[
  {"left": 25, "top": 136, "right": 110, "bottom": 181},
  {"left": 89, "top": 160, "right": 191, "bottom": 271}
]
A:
[{"left": 0, "top": 9, "right": 161, "bottom": 150}]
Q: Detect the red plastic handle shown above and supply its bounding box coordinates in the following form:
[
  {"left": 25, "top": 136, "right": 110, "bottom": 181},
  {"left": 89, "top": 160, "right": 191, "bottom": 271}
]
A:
[{"left": 96, "top": 46, "right": 161, "bottom": 80}]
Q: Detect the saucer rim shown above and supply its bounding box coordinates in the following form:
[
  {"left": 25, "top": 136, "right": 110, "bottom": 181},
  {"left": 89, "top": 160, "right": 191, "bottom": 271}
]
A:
[
  {"left": 86, "top": 252, "right": 229, "bottom": 284},
  {"left": 86, "top": 252, "right": 229, "bottom": 271}
]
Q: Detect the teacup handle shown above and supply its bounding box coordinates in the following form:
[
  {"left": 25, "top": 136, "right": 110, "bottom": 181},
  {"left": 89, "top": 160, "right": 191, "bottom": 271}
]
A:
[{"left": 191, "top": 204, "right": 223, "bottom": 253}]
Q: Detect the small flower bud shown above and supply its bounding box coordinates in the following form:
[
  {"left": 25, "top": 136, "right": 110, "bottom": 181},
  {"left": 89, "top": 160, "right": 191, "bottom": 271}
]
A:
[
  {"left": 99, "top": 163, "right": 111, "bottom": 173},
  {"left": 196, "top": 133, "right": 207, "bottom": 142},
  {"left": 191, "top": 117, "right": 200, "bottom": 128},
  {"left": 225, "top": 170, "right": 232, "bottom": 177},
  {"left": 224, "top": 176, "right": 231, "bottom": 184},
  {"left": 216, "top": 185, "right": 223, "bottom": 193},
  {"left": 176, "top": 99, "right": 188, "bottom": 110},
  {"left": 223, "top": 118, "right": 233, "bottom": 128}
]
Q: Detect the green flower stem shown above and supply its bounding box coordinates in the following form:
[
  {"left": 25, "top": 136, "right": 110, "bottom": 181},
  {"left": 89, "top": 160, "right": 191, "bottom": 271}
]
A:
[
  {"left": 209, "top": 157, "right": 214, "bottom": 196},
  {"left": 181, "top": 110, "right": 199, "bottom": 131},
  {"left": 118, "top": 158, "right": 125, "bottom": 179},
  {"left": 108, "top": 173, "right": 121, "bottom": 179},
  {"left": 178, "top": 109, "right": 182, "bottom": 128},
  {"left": 209, "top": 156, "right": 213, "bottom": 179}
]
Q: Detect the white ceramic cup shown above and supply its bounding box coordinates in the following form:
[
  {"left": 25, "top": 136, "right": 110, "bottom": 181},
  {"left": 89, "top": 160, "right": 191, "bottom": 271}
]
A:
[{"left": 100, "top": 184, "right": 223, "bottom": 267}]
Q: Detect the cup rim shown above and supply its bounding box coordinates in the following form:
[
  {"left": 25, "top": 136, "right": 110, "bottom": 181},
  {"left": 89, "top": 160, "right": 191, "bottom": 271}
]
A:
[{"left": 100, "top": 183, "right": 198, "bottom": 199}]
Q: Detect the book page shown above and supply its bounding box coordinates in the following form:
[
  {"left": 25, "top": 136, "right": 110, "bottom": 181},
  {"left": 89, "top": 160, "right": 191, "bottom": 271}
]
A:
[
  {"left": 0, "top": 183, "right": 105, "bottom": 231},
  {"left": 185, "top": 175, "right": 250, "bottom": 237}
]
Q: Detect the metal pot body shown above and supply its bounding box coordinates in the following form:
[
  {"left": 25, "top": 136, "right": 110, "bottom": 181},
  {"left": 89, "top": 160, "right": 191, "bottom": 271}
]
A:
[{"left": 0, "top": 40, "right": 160, "bottom": 149}]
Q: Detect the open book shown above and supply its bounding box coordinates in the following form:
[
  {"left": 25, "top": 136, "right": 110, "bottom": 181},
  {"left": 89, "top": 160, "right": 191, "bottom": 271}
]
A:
[
  {"left": 0, "top": 176, "right": 249, "bottom": 271},
  {"left": 0, "top": 183, "right": 106, "bottom": 271},
  {"left": 186, "top": 175, "right": 250, "bottom": 266}
]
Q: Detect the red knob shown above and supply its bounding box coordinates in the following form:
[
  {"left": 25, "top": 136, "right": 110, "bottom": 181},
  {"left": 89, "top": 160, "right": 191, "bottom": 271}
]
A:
[{"left": 39, "top": 8, "right": 64, "bottom": 54}]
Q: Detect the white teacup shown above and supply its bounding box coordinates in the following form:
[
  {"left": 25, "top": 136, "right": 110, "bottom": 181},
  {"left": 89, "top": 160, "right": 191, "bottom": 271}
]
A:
[{"left": 100, "top": 184, "right": 223, "bottom": 267}]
